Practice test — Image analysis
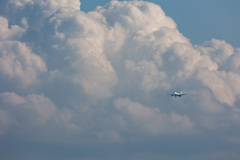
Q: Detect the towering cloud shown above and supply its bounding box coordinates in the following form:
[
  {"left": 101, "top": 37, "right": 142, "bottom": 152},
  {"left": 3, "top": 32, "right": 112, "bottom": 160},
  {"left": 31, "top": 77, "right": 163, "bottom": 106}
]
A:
[{"left": 0, "top": 2, "right": 240, "bottom": 158}]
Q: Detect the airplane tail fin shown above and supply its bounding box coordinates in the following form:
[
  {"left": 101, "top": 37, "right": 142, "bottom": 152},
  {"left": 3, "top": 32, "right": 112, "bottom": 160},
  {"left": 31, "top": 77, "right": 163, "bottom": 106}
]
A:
[{"left": 180, "top": 91, "right": 183, "bottom": 95}]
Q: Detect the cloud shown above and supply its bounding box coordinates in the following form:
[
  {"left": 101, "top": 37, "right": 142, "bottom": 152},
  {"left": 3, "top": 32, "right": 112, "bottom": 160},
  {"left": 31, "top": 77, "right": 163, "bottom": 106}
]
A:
[
  {"left": 114, "top": 98, "right": 194, "bottom": 135},
  {"left": 196, "top": 69, "right": 240, "bottom": 106},
  {"left": 8, "top": 0, "right": 34, "bottom": 7},
  {"left": 0, "top": 109, "right": 10, "bottom": 136},
  {"left": 195, "top": 39, "right": 234, "bottom": 65},
  {"left": 0, "top": 40, "right": 47, "bottom": 88},
  {"left": 230, "top": 48, "right": 240, "bottom": 72},
  {"left": 0, "top": 1, "right": 240, "bottom": 156},
  {"left": 0, "top": 92, "right": 80, "bottom": 140},
  {"left": 0, "top": 92, "right": 56, "bottom": 127},
  {"left": 0, "top": 15, "right": 46, "bottom": 90},
  {"left": 125, "top": 60, "right": 169, "bottom": 91},
  {"left": 0, "top": 16, "right": 26, "bottom": 40},
  {"left": 8, "top": 0, "right": 80, "bottom": 12}
]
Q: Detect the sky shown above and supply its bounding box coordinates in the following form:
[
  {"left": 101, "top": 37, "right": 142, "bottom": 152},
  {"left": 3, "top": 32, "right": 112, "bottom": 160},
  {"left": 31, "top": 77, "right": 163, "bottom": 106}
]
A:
[{"left": 0, "top": 0, "right": 240, "bottom": 160}]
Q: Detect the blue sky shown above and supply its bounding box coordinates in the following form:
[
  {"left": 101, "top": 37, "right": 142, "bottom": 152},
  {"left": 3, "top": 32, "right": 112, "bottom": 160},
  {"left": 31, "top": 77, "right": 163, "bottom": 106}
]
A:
[{"left": 0, "top": 0, "right": 240, "bottom": 160}]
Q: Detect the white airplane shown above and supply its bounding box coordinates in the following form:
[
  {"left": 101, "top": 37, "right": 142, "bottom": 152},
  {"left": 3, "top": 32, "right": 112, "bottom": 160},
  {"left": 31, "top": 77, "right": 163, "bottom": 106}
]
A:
[{"left": 169, "top": 91, "right": 187, "bottom": 97}]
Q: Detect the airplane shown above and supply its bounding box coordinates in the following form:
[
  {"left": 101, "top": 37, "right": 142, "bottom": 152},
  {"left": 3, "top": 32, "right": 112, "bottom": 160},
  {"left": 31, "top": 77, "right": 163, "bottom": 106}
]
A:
[{"left": 169, "top": 91, "right": 187, "bottom": 97}]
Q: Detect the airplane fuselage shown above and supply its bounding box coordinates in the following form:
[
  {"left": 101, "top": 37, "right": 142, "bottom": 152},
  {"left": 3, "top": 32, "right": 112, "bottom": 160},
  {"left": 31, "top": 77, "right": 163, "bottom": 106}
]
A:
[{"left": 170, "top": 91, "right": 186, "bottom": 97}]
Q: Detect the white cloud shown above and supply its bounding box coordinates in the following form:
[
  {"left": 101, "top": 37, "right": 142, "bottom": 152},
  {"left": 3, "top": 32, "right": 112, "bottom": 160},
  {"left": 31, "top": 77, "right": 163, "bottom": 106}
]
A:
[
  {"left": 9, "top": 0, "right": 80, "bottom": 12},
  {"left": 98, "top": 1, "right": 177, "bottom": 34},
  {"left": 0, "top": 41, "right": 47, "bottom": 88},
  {"left": 0, "top": 0, "right": 240, "bottom": 150},
  {"left": 63, "top": 12, "right": 119, "bottom": 99},
  {"left": 114, "top": 98, "right": 194, "bottom": 135},
  {"left": 54, "top": 107, "right": 81, "bottom": 131},
  {"left": 45, "top": 0, "right": 80, "bottom": 12},
  {"left": 0, "top": 92, "right": 56, "bottom": 126},
  {"left": 195, "top": 39, "right": 234, "bottom": 65},
  {"left": 197, "top": 70, "right": 240, "bottom": 106},
  {"left": 0, "top": 16, "right": 26, "bottom": 40},
  {"left": 8, "top": 0, "right": 34, "bottom": 7},
  {"left": 0, "top": 92, "right": 80, "bottom": 138},
  {"left": 0, "top": 91, "right": 25, "bottom": 105},
  {"left": 0, "top": 15, "right": 46, "bottom": 88},
  {"left": 125, "top": 60, "right": 169, "bottom": 91},
  {"left": 196, "top": 90, "right": 224, "bottom": 113},
  {"left": 230, "top": 48, "right": 240, "bottom": 72}
]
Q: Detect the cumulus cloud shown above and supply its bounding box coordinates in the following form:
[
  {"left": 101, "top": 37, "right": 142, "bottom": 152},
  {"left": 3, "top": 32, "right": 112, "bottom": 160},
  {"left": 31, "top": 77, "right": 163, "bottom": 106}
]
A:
[
  {"left": 196, "top": 69, "right": 240, "bottom": 106},
  {"left": 0, "top": 92, "right": 56, "bottom": 128},
  {"left": 0, "top": 41, "right": 47, "bottom": 88},
  {"left": 114, "top": 98, "right": 194, "bottom": 135},
  {"left": 8, "top": 0, "right": 80, "bottom": 13},
  {"left": 125, "top": 60, "right": 169, "bottom": 91},
  {"left": 0, "top": 16, "right": 26, "bottom": 40},
  {"left": 196, "top": 39, "right": 234, "bottom": 64},
  {"left": 8, "top": 0, "right": 34, "bottom": 7},
  {"left": 0, "top": 15, "right": 46, "bottom": 89},
  {"left": 0, "top": 92, "right": 80, "bottom": 139},
  {"left": 0, "top": 1, "right": 240, "bottom": 151}
]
